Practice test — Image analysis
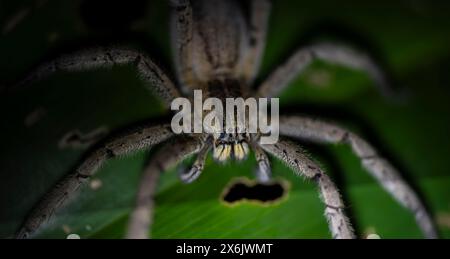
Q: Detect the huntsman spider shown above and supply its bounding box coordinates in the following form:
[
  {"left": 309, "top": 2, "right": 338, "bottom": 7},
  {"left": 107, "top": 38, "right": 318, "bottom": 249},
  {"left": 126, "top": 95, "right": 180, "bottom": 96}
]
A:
[{"left": 13, "top": 0, "right": 437, "bottom": 239}]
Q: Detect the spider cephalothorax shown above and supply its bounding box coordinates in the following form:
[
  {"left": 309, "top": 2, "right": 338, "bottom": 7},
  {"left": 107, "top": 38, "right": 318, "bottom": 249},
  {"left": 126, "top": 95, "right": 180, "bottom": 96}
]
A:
[
  {"left": 196, "top": 79, "right": 253, "bottom": 162},
  {"left": 13, "top": 0, "right": 437, "bottom": 239}
]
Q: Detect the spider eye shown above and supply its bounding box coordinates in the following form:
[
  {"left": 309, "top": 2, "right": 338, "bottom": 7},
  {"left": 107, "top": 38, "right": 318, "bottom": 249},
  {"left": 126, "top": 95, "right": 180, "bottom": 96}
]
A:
[{"left": 219, "top": 132, "right": 226, "bottom": 139}]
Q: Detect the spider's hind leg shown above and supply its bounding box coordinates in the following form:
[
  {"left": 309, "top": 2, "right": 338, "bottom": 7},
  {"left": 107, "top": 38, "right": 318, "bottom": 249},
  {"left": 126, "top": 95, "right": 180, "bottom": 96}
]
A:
[{"left": 8, "top": 46, "right": 181, "bottom": 107}]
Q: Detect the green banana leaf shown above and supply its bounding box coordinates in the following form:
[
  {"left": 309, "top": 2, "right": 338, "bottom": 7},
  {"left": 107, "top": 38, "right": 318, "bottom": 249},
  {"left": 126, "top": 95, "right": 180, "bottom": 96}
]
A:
[{"left": 0, "top": 0, "right": 449, "bottom": 238}]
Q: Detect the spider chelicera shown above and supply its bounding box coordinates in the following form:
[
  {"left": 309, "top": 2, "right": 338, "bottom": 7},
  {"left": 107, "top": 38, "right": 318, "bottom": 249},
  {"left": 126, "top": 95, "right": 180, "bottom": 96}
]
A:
[{"left": 13, "top": 0, "right": 437, "bottom": 239}]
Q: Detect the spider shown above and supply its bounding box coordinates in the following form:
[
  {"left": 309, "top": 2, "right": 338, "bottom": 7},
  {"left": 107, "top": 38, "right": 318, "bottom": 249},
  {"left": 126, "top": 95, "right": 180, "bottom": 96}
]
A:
[{"left": 13, "top": 0, "right": 437, "bottom": 239}]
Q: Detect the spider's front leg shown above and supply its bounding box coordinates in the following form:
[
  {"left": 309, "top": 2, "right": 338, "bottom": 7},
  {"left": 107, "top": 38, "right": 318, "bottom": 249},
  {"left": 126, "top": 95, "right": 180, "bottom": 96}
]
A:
[
  {"left": 256, "top": 42, "right": 393, "bottom": 98},
  {"left": 16, "top": 123, "right": 174, "bottom": 239},
  {"left": 178, "top": 137, "right": 212, "bottom": 184},
  {"left": 252, "top": 143, "right": 272, "bottom": 183},
  {"left": 126, "top": 135, "right": 205, "bottom": 239},
  {"left": 261, "top": 138, "right": 355, "bottom": 239},
  {"left": 9, "top": 46, "right": 181, "bottom": 107},
  {"left": 279, "top": 116, "right": 438, "bottom": 238}
]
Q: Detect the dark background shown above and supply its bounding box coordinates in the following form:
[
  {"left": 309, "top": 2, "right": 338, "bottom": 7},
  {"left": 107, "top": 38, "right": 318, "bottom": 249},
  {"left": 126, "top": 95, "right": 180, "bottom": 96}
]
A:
[{"left": 0, "top": 0, "right": 449, "bottom": 238}]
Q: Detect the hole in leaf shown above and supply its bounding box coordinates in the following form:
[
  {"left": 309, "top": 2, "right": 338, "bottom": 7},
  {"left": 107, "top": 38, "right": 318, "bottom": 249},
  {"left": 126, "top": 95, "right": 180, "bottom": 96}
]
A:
[{"left": 222, "top": 178, "right": 289, "bottom": 205}]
